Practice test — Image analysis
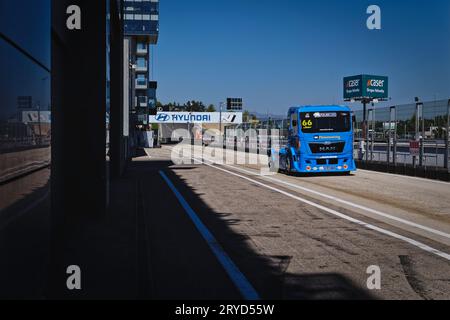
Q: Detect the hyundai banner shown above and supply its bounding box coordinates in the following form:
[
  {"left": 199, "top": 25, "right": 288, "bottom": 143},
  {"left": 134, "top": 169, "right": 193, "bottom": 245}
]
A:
[{"left": 149, "top": 112, "right": 243, "bottom": 124}]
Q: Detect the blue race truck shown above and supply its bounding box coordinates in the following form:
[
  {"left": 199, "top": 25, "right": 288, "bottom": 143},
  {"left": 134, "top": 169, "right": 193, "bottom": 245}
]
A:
[{"left": 269, "top": 105, "right": 356, "bottom": 174}]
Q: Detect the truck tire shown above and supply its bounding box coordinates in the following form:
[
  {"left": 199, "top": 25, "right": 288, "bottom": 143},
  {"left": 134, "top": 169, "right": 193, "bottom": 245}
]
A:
[{"left": 285, "top": 154, "right": 292, "bottom": 175}]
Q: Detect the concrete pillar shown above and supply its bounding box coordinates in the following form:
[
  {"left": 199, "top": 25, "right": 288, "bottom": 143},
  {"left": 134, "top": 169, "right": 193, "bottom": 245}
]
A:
[
  {"left": 50, "top": 0, "right": 107, "bottom": 296},
  {"left": 110, "top": 0, "right": 127, "bottom": 178}
]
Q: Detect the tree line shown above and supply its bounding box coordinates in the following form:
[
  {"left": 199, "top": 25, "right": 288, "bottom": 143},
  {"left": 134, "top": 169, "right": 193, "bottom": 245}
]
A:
[{"left": 156, "top": 100, "right": 216, "bottom": 112}]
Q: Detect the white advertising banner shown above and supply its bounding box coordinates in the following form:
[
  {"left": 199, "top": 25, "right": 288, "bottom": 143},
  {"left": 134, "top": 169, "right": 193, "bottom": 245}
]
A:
[
  {"left": 149, "top": 112, "right": 243, "bottom": 124},
  {"left": 21, "top": 111, "right": 51, "bottom": 123}
]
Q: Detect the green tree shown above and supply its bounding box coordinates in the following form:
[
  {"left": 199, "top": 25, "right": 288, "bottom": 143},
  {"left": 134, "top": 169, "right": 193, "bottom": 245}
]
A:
[
  {"left": 159, "top": 100, "right": 220, "bottom": 112},
  {"left": 243, "top": 110, "right": 250, "bottom": 122},
  {"left": 185, "top": 100, "right": 205, "bottom": 112},
  {"left": 206, "top": 104, "right": 216, "bottom": 112}
]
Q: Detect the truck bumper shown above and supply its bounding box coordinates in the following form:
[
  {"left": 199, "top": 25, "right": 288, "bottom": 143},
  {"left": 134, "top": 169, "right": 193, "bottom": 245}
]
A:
[{"left": 291, "top": 154, "right": 356, "bottom": 173}]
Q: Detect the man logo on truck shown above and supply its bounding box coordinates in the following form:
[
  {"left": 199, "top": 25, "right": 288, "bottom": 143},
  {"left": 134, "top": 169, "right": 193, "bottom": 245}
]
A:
[{"left": 319, "top": 145, "right": 337, "bottom": 153}]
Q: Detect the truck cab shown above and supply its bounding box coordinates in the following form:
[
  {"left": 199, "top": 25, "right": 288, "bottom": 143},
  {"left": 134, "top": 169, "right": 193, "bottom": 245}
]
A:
[{"left": 270, "top": 105, "right": 357, "bottom": 174}]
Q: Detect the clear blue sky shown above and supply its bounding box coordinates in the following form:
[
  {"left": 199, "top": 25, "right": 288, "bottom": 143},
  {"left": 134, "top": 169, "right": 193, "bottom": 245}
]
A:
[{"left": 154, "top": 0, "right": 450, "bottom": 114}]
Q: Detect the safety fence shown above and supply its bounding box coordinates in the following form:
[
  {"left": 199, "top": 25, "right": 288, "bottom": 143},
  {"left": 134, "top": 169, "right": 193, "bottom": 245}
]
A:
[
  {"left": 353, "top": 99, "right": 450, "bottom": 170},
  {"left": 158, "top": 100, "right": 450, "bottom": 172}
]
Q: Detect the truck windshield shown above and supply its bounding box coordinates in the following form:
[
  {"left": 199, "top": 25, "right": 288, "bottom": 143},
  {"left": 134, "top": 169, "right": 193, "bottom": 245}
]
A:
[{"left": 300, "top": 112, "right": 351, "bottom": 133}]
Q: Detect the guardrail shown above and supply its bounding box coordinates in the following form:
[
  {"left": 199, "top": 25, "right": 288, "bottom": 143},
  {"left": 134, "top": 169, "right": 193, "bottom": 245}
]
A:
[{"left": 354, "top": 139, "right": 450, "bottom": 172}]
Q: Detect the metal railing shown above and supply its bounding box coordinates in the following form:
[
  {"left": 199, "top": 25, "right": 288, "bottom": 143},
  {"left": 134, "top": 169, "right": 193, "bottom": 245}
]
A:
[{"left": 354, "top": 99, "right": 450, "bottom": 172}]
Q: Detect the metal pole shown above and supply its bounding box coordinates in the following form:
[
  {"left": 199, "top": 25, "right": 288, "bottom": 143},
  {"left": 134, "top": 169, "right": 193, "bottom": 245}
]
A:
[
  {"left": 436, "top": 141, "right": 438, "bottom": 168},
  {"left": 201, "top": 124, "right": 204, "bottom": 164},
  {"left": 418, "top": 103, "right": 424, "bottom": 167},
  {"left": 387, "top": 123, "right": 391, "bottom": 165},
  {"left": 388, "top": 106, "right": 394, "bottom": 165},
  {"left": 445, "top": 99, "right": 450, "bottom": 170},
  {"left": 188, "top": 112, "right": 192, "bottom": 146},
  {"left": 392, "top": 106, "right": 397, "bottom": 167},
  {"left": 368, "top": 108, "right": 372, "bottom": 161},
  {"left": 363, "top": 100, "right": 368, "bottom": 162},
  {"left": 421, "top": 105, "right": 427, "bottom": 166},
  {"left": 372, "top": 105, "right": 375, "bottom": 161},
  {"left": 414, "top": 102, "right": 420, "bottom": 168},
  {"left": 187, "top": 114, "right": 190, "bottom": 143},
  {"left": 368, "top": 108, "right": 374, "bottom": 162},
  {"left": 219, "top": 102, "right": 223, "bottom": 139}
]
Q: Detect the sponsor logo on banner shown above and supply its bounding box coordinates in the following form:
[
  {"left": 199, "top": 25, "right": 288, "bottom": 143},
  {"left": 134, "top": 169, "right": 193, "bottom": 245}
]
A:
[
  {"left": 367, "top": 79, "right": 385, "bottom": 87},
  {"left": 156, "top": 113, "right": 170, "bottom": 122},
  {"left": 149, "top": 112, "right": 243, "bottom": 124},
  {"left": 346, "top": 79, "right": 360, "bottom": 88},
  {"left": 315, "top": 135, "right": 341, "bottom": 140}
]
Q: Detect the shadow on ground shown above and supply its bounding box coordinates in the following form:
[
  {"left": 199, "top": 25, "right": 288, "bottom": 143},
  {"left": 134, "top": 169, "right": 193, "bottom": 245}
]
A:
[
  {"left": 129, "top": 153, "right": 374, "bottom": 300},
  {"left": 0, "top": 169, "right": 51, "bottom": 299},
  {"left": 0, "top": 150, "right": 374, "bottom": 300}
]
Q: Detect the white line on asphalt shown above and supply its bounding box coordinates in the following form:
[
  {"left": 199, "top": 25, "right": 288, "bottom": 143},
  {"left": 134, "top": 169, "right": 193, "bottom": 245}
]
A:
[
  {"left": 194, "top": 159, "right": 450, "bottom": 262},
  {"left": 358, "top": 169, "right": 450, "bottom": 185},
  {"left": 159, "top": 171, "right": 260, "bottom": 300},
  {"left": 218, "top": 164, "right": 450, "bottom": 240},
  {"left": 164, "top": 146, "right": 450, "bottom": 239}
]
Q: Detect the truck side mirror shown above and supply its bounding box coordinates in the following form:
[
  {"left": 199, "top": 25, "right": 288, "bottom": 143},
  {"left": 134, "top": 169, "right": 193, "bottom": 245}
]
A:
[
  {"left": 352, "top": 115, "right": 356, "bottom": 124},
  {"left": 292, "top": 120, "right": 298, "bottom": 127}
]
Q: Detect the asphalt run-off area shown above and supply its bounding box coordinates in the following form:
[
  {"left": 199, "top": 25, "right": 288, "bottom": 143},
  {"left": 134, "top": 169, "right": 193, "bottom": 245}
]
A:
[{"left": 134, "top": 145, "right": 450, "bottom": 300}]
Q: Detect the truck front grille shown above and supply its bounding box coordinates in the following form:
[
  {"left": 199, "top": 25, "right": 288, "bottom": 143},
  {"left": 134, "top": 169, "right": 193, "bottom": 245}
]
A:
[{"left": 309, "top": 142, "right": 345, "bottom": 154}]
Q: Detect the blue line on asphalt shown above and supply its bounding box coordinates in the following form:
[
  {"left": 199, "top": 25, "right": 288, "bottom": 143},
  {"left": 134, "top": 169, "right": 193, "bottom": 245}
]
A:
[{"left": 159, "top": 170, "right": 260, "bottom": 301}]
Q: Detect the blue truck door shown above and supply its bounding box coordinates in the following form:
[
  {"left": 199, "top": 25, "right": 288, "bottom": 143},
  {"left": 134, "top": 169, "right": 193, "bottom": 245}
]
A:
[
  {"left": 283, "top": 111, "right": 298, "bottom": 171},
  {"left": 289, "top": 111, "right": 299, "bottom": 146}
]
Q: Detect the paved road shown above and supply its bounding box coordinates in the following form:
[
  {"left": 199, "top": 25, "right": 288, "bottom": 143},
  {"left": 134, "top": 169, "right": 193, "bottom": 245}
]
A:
[{"left": 143, "top": 145, "right": 450, "bottom": 300}]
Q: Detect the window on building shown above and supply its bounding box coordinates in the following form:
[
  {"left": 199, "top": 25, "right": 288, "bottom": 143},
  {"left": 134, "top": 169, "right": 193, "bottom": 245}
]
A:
[
  {"left": 137, "top": 57, "right": 147, "bottom": 69},
  {"left": 136, "top": 74, "right": 147, "bottom": 86},
  {"left": 137, "top": 42, "right": 146, "bottom": 51}
]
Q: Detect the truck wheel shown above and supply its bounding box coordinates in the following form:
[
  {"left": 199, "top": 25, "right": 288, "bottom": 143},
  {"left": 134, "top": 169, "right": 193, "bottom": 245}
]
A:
[{"left": 285, "top": 155, "right": 292, "bottom": 175}]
